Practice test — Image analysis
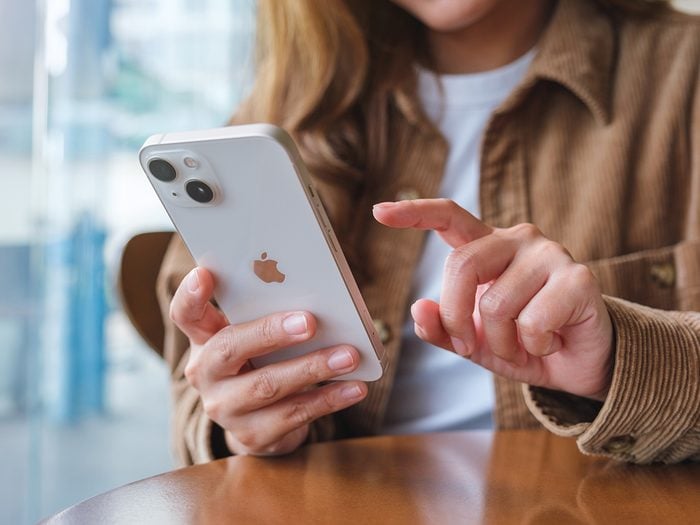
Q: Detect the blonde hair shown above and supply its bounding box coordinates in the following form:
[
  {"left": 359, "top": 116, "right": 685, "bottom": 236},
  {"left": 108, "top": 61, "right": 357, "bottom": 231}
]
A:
[{"left": 235, "top": 0, "right": 422, "bottom": 189}]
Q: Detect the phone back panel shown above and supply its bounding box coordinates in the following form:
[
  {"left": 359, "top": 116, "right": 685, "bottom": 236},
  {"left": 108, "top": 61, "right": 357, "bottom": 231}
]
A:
[{"left": 139, "top": 124, "right": 384, "bottom": 381}]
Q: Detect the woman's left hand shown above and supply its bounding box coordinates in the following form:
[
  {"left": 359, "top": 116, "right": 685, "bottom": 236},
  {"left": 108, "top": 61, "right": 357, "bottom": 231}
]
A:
[{"left": 373, "top": 199, "right": 614, "bottom": 401}]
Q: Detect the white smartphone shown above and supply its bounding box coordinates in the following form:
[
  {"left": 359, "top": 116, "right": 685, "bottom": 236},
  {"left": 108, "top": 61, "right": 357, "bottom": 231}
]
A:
[{"left": 139, "top": 123, "right": 385, "bottom": 381}]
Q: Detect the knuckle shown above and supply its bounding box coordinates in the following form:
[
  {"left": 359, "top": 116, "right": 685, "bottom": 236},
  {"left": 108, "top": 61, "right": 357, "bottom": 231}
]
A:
[
  {"left": 285, "top": 400, "right": 315, "bottom": 428},
  {"left": 312, "top": 390, "right": 337, "bottom": 418},
  {"left": 569, "top": 263, "right": 596, "bottom": 288},
  {"left": 302, "top": 355, "right": 325, "bottom": 381},
  {"left": 202, "top": 396, "right": 224, "bottom": 423},
  {"left": 536, "top": 240, "right": 569, "bottom": 261},
  {"left": 321, "top": 390, "right": 338, "bottom": 413},
  {"left": 250, "top": 370, "right": 280, "bottom": 402},
  {"left": 215, "top": 330, "right": 236, "bottom": 364},
  {"left": 517, "top": 317, "right": 540, "bottom": 339},
  {"left": 184, "top": 359, "right": 200, "bottom": 388},
  {"left": 256, "top": 317, "right": 279, "bottom": 349},
  {"left": 511, "top": 222, "right": 541, "bottom": 240},
  {"left": 233, "top": 427, "right": 260, "bottom": 450},
  {"left": 518, "top": 312, "right": 546, "bottom": 339},
  {"left": 479, "top": 289, "right": 512, "bottom": 321},
  {"left": 445, "top": 247, "right": 478, "bottom": 274}
]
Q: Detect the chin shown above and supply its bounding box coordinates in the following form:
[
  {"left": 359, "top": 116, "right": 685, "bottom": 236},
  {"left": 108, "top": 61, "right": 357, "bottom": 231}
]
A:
[{"left": 389, "top": 0, "right": 504, "bottom": 33}]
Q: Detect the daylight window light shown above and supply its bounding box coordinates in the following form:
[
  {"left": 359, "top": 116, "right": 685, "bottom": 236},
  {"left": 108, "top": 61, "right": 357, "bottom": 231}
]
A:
[{"left": 46, "top": 0, "right": 70, "bottom": 77}]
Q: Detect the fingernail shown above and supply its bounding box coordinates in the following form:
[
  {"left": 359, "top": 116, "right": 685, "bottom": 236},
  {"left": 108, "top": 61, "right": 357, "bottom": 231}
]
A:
[
  {"left": 187, "top": 269, "right": 200, "bottom": 293},
  {"left": 328, "top": 349, "right": 354, "bottom": 371},
  {"left": 373, "top": 202, "right": 396, "bottom": 210},
  {"left": 414, "top": 322, "right": 425, "bottom": 337},
  {"left": 340, "top": 384, "right": 363, "bottom": 400},
  {"left": 282, "top": 313, "right": 308, "bottom": 335},
  {"left": 450, "top": 336, "right": 469, "bottom": 357}
]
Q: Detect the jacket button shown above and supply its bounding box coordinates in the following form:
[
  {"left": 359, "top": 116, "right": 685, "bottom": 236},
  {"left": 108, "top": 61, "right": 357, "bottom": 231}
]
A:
[
  {"left": 373, "top": 318, "right": 392, "bottom": 344},
  {"left": 395, "top": 188, "right": 421, "bottom": 201},
  {"left": 649, "top": 262, "right": 675, "bottom": 288},
  {"left": 602, "top": 434, "right": 636, "bottom": 454}
]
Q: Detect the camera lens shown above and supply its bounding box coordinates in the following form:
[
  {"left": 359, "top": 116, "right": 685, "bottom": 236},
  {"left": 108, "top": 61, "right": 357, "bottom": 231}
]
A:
[
  {"left": 186, "top": 180, "right": 214, "bottom": 203},
  {"left": 148, "top": 159, "right": 176, "bottom": 182}
]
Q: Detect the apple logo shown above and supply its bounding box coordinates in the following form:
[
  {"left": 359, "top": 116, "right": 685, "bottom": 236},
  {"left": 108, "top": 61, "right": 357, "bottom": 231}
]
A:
[{"left": 253, "top": 252, "right": 286, "bottom": 283}]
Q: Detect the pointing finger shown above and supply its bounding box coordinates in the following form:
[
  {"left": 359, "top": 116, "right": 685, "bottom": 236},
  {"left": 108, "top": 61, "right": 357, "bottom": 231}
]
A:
[{"left": 373, "top": 199, "right": 493, "bottom": 248}]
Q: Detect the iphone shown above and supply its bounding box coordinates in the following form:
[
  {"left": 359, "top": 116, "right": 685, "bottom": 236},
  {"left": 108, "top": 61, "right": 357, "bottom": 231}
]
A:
[{"left": 139, "top": 124, "right": 385, "bottom": 381}]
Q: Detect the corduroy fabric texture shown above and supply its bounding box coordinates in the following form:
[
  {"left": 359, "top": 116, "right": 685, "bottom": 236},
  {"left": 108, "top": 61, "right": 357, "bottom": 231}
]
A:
[{"left": 150, "top": 0, "right": 700, "bottom": 465}]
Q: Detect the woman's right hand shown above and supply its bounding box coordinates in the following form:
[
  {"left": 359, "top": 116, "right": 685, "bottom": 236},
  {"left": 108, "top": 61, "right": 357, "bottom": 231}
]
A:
[{"left": 169, "top": 267, "right": 368, "bottom": 456}]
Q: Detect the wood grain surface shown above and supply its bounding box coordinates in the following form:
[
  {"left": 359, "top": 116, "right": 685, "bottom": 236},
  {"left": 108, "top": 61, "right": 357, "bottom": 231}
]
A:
[{"left": 42, "top": 430, "right": 700, "bottom": 524}]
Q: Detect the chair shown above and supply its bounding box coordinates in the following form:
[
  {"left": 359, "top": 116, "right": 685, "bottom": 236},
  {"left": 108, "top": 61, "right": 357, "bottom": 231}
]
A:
[{"left": 117, "top": 231, "right": 174, "bottom": 356}]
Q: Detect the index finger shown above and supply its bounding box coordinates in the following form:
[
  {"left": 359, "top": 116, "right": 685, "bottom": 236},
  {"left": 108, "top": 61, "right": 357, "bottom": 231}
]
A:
[{"left": 372, "top": 199, "right": 493, "bottom": 248}]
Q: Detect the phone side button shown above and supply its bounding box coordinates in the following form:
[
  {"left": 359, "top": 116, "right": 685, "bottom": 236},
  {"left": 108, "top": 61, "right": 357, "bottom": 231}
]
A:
[{"left": 326, "top": 229, "right": 338, "bottom": 252}]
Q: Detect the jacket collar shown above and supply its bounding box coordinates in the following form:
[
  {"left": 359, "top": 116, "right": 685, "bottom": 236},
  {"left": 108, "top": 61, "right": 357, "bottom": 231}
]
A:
[{"left": 527, "top": 0, "right": 615, "bottom": 125}]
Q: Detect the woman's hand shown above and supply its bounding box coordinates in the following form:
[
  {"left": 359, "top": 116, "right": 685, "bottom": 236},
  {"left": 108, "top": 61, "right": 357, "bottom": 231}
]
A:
[
  {"left": 373, "top": 199, "right": 614, "bottom": 401},
  {"left": 169, "top": 267, "right": 368, "bottom": 456}
]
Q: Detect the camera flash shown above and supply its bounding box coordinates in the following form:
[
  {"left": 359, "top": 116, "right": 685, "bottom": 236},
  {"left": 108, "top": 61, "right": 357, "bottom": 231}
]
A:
[{"left": 183, "top": 157, "right": 198, "bottom": 169}]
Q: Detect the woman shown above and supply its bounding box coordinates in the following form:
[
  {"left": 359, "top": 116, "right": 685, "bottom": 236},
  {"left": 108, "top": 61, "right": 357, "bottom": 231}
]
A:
[{"left": 157, "top": 0, "right": 700, "bottom": 464}]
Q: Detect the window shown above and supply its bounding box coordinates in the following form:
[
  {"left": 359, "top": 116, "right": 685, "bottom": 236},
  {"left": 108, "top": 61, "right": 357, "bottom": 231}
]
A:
[{"left": 0, "top": 1, "right": 254, "bottom": 522}]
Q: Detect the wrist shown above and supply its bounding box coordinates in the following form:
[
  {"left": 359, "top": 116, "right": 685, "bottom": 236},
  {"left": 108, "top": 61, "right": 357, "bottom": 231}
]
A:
[
  {"left": 587, "top": 350, "right": 614, "bottom": 402},
  {"left": 590, "top": 311, "right": 616, "bottom": 402}
]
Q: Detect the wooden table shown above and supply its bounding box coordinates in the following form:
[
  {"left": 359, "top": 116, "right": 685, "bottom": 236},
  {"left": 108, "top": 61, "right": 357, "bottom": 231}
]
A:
[{"left": 42, "top": 430, "right": 700, "bottom": 524}]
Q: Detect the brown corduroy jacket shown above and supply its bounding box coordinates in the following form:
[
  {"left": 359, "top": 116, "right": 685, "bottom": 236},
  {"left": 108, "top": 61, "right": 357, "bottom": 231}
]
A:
[{"left": 152, "top": 0, "right": 700, "bottom": 466}]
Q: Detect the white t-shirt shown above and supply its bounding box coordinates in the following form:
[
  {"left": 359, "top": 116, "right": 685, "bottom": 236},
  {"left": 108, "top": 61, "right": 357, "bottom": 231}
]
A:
[{"left": 380, "top": 49, "right": 535, "bottom": 434}]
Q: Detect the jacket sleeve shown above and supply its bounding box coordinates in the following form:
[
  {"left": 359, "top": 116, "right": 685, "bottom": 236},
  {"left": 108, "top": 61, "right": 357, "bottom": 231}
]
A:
[
  {"left": 523, "top": 296, "right": 700, "bottom": 464},
  {"left": 156, "top": 234, "right": 337, "bottom": 466}
]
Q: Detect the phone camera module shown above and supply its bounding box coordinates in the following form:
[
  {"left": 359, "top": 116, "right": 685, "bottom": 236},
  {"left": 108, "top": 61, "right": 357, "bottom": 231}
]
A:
[
  {"left": 186, "top": 180, "right": 214, "bottom": 203},
  {"left": 148, "top": 159, "right": 176, "bottom": 182}
]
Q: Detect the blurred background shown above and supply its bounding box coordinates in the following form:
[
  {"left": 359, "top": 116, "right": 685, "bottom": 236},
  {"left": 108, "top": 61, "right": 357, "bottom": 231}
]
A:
[
  {"left": 1, "top": 0, "right": 698, "bottom": 523},
  {"left": 0, "top": 0, "right": 254, "bottom": 522}
]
